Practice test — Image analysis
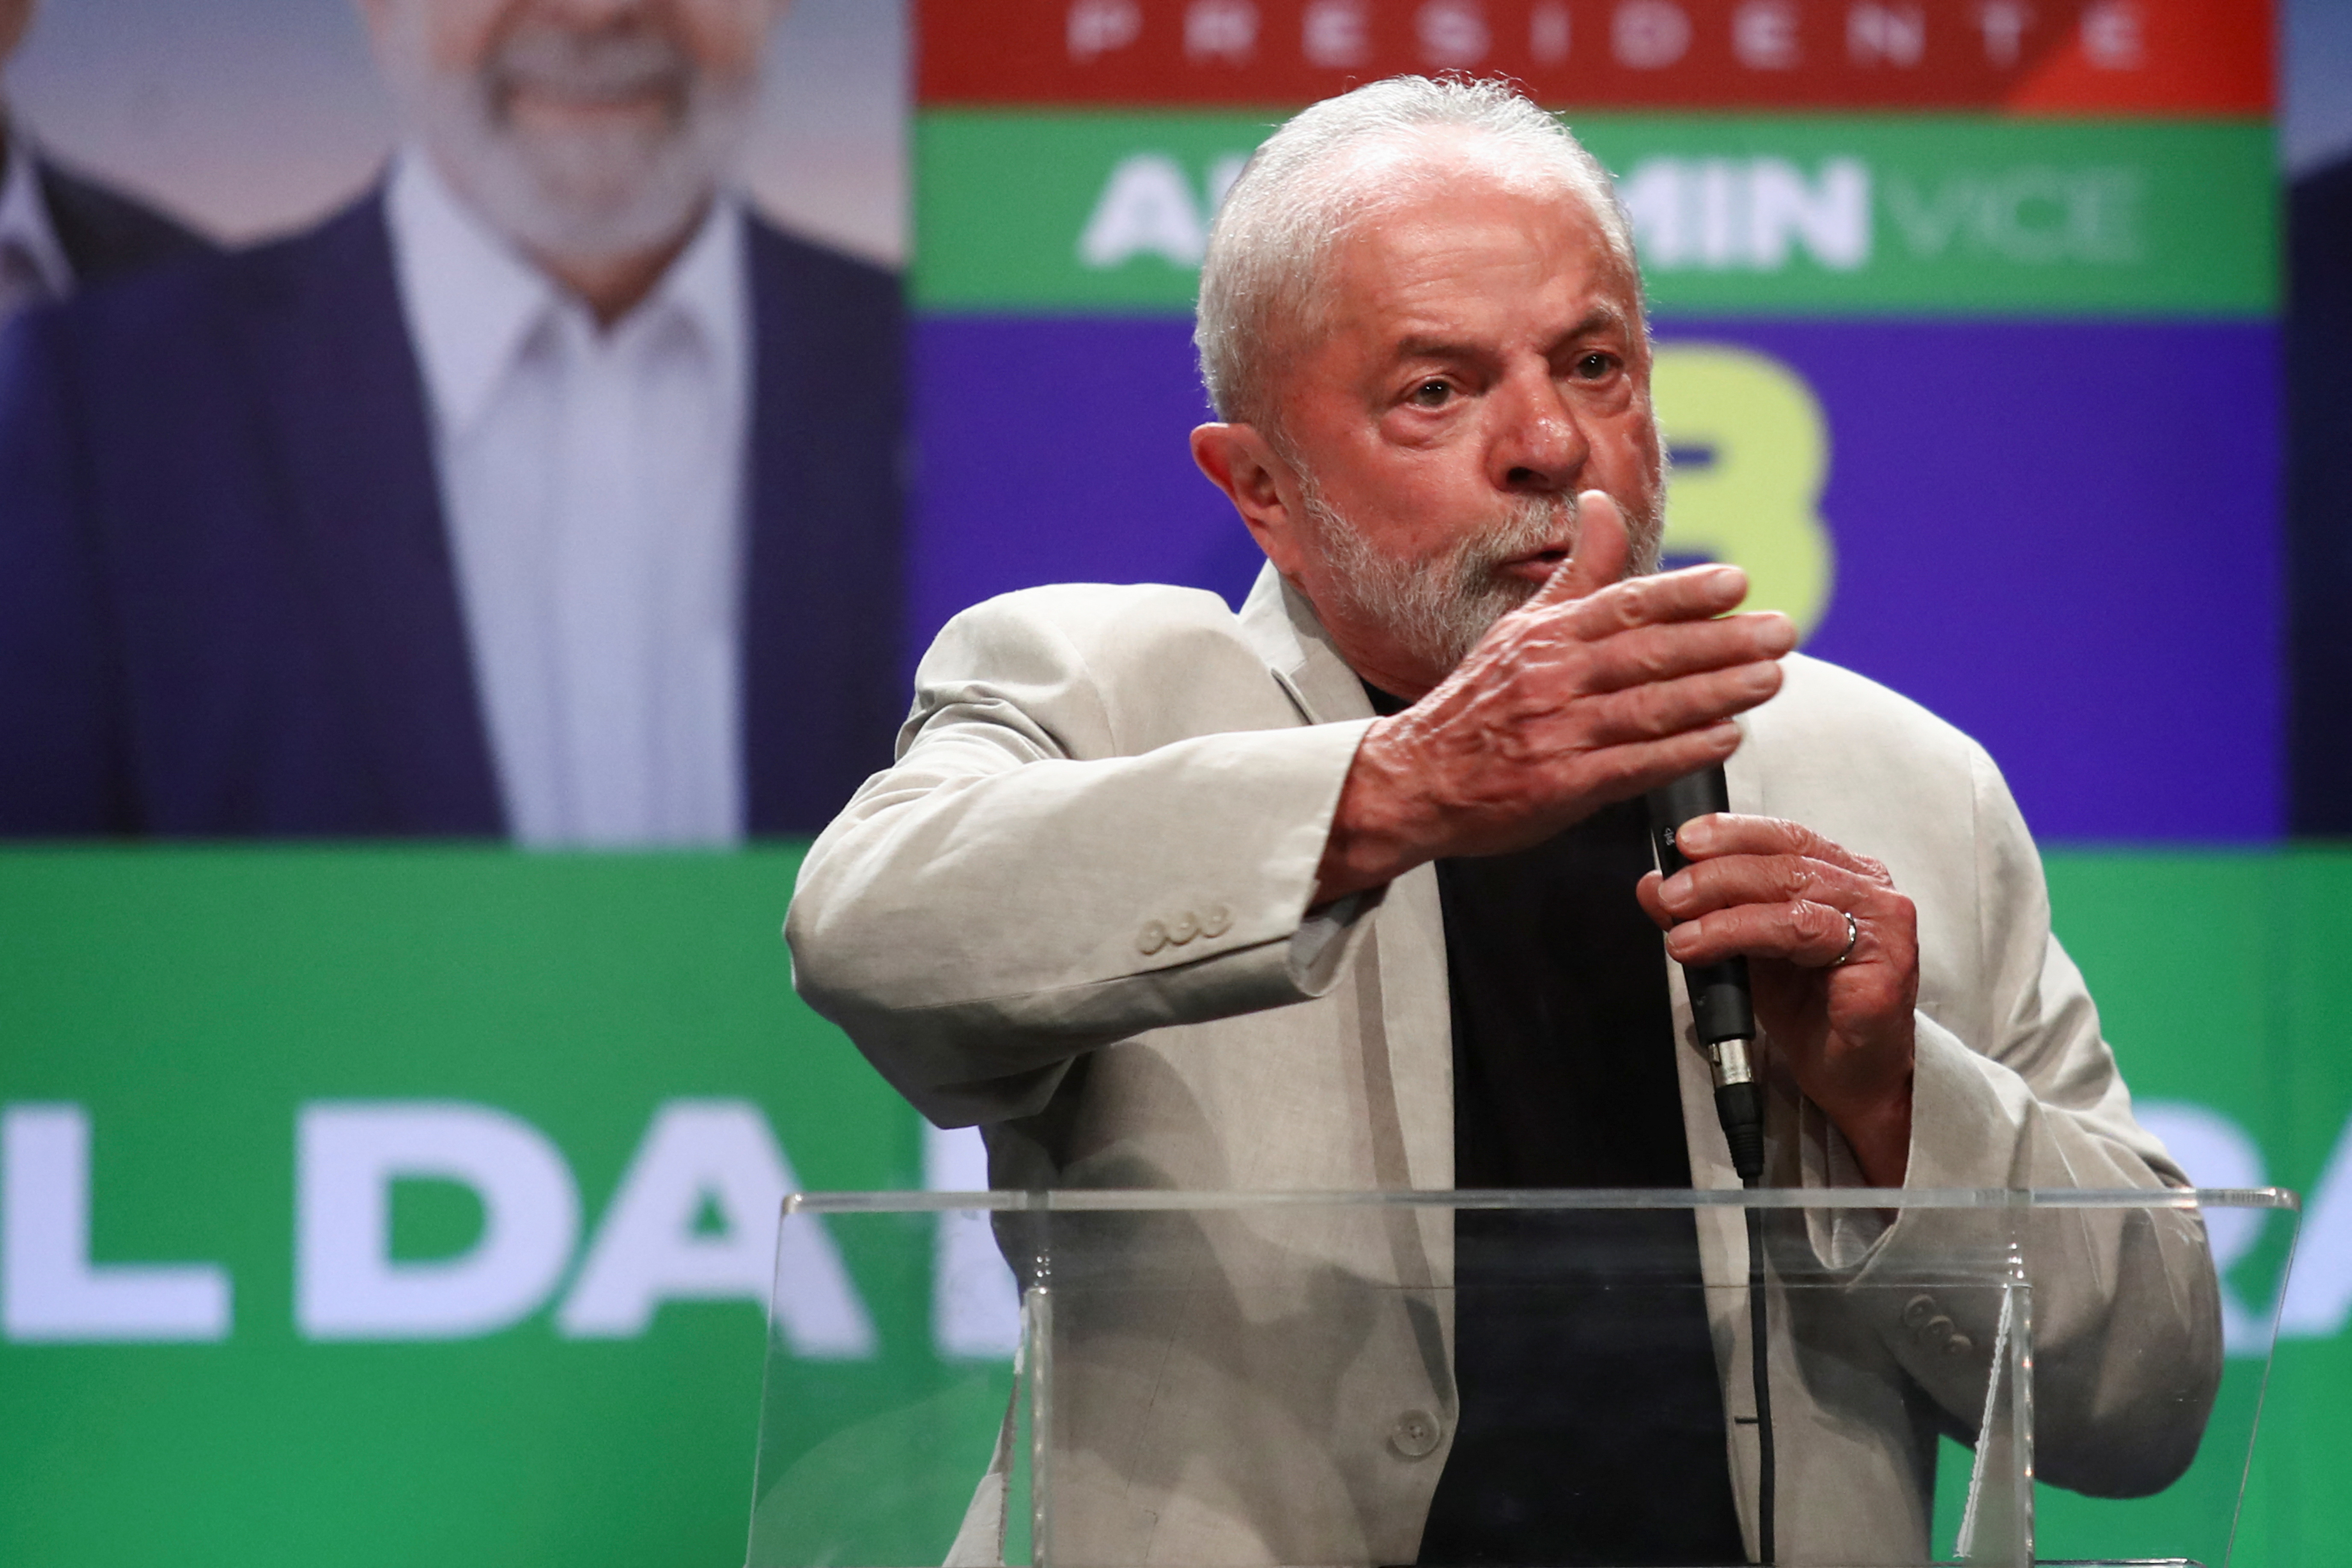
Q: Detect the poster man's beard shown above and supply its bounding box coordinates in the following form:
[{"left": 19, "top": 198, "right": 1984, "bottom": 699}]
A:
[
  {"left": 383, "top": 20, "right": 756, "bottom": 265},
  {"left": 1300, "top": 478, "right": 1665, "bottom": 679}
]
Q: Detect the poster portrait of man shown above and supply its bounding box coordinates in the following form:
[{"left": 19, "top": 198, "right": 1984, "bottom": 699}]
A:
[{"left": 0, "top": 0, "right": 904, "bottom": 842}]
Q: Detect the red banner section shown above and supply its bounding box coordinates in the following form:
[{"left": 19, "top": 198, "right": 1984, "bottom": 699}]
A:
[{"left": 917, "top": 0, "right": 2269, "bottom": 114}]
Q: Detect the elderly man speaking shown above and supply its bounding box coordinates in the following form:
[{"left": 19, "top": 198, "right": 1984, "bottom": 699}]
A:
[{"left": 789, "top": 78, "right": 2216, "bottom": 1567}]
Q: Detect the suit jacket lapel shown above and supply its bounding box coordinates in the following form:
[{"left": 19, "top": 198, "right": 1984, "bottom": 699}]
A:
[
  {"left": 1237, "top": 560, "right": 1455, "bottom": 1187},
  {"left": 245, "top": 192, "right": 503, "bottom": 834},
  {"left": 1236, "top": 562, "right": 1377, "bottom": 725}
]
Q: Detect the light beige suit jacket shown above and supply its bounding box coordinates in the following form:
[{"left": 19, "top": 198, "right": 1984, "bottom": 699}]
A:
[{"left": 788, "top": 565, "right": 2221, "bottom": 1567}]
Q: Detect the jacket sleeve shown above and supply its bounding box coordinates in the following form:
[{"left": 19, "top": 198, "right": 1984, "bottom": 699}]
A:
[
  {"left": 1803, "top": 743, "right": 2223, "bottom": 1499},
  {"left": 785, "top": 587, "right": 1378, "bottom": 1129}
]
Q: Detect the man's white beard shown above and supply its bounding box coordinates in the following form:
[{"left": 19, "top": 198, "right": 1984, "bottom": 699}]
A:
[
  {"left": 1298, "top": 475, "right": 1665, "bottom": 679},
  {"left": 381, "top": 18, "right": 755, "bottom": 264}
]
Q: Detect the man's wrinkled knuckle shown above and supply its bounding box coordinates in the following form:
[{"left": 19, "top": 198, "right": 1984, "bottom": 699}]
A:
[
  {"left": 1600, "top": 589, "right": 1649, "bottom": 633},
  {"left": 1631, "top": 640, "right": 1676, "bottom": 685},
  {"left": 1785, "top": 821, "right": 1833, "bottom": 856}
]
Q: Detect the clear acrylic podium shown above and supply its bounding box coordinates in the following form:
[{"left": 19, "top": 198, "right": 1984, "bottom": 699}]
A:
[{"left": 749, "top": 1188, "right": 2296, "bottom": 1568}]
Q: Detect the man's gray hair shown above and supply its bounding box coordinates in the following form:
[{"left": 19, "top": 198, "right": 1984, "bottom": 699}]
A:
[{"left": 1195, "top": 76, "right": 1636, "bottom": 433}]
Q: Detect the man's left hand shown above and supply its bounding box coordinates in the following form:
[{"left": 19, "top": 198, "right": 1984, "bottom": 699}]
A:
[{"left": 1635, "top": 813, "right": 1918, "bottom": 1186}]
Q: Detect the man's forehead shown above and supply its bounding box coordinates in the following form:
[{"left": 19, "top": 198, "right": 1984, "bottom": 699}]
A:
[{"left": 1324, "top": 183, "right": 1639, "bottom": 345}]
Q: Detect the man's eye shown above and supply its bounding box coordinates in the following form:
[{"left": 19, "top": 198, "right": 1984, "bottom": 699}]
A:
[
  {"left": 1407, "top": 380, "right": 1453, "bottom": 407},
  {"left": 1573, "top": 352, "right": 1618, "bottom": 380}
]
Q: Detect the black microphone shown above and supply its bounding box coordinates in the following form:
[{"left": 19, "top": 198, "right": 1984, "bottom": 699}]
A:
[
  {"left": 1648, "top": 763, "right": 1779, "bottom": 1564},
  {"left": 1646, "top": 765, "right": 1765, "bottom": 1186}
]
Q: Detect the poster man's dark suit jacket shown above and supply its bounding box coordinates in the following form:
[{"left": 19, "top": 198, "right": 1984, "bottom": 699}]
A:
[
  {"left": 0, "top": 190, "right": 903, "bottom": 836},
  {"left": 33, "top": 156, "right": 211, "bottom": 285}
]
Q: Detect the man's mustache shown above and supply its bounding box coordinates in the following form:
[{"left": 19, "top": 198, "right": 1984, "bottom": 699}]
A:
[
  {"left": 488, "top": 27, "right": 693, "bottom": 108},
  {"left": 1457, "top": 496, "right": 1577, "bottom": 585}
]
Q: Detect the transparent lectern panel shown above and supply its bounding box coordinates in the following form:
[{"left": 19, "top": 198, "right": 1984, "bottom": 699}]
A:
[
  {"left": 1994, "top": 1186, "right": 2301, "bottom": 1568},
  {"left": 749, "top": 1190, "right": 2293, "bottom": 1568},
  {"left": 747, "top": 1201, "right": 1032, "bottom": 1568}
]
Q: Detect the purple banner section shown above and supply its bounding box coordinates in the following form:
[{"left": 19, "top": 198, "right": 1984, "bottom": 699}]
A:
[{"left": 909, "top": 316, "right": 2281, "bottom": 842}]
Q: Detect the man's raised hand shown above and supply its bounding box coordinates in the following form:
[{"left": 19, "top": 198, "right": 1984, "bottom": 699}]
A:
[{"left": 1313, "top": 491, "right": 1797, "bottom": 902}]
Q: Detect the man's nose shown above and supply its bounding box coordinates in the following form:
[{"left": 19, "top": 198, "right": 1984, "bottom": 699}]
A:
[{"left": 1489, "top": 367, "right": 1587, "bottom": 495}]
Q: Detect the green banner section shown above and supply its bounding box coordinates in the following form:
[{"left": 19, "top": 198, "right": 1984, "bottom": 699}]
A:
[
  {"left": 2038, "top": 853, "right": 2308, "bottom": 1568},
  {"left": 0, "top": 845, "right": 2343, "bottom": 1565},
  {"left": 916, "top": 111, "right": 2275, "bottom": 318},
  {"left": 0, "top": 847, "right": 916, "bottom": 1568}
]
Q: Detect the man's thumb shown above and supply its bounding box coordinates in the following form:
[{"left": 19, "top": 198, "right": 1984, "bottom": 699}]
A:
[{"left": 1528, "top": 490, "right": 1630, "bottom": 608}]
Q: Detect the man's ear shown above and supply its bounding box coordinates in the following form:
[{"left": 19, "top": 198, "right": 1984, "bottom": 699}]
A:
[{"left": 1191, "top": 422, "right": 1309, "bottom": 578}]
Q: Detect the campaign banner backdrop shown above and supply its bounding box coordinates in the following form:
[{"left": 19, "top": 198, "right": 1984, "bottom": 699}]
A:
[
  {"left": 0, "top": 850, "right": 924, "bottom": 1567},
  {"left": 3, "top": 846, "right": 2348, "bottom": 1566},
  {"left": 907, "top": 0, "right": 2281, "bottom": 838},
  {"left": 918, "top": 112, "right": 2275, "bottom": 314},
  {"left": 922, "top": 0, "right": 2271, "bottom": 114}
]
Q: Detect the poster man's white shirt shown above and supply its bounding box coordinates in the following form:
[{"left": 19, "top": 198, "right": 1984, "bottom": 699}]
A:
[{"left": 387, "top": 149, "right": 752, "bottom": 848}]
